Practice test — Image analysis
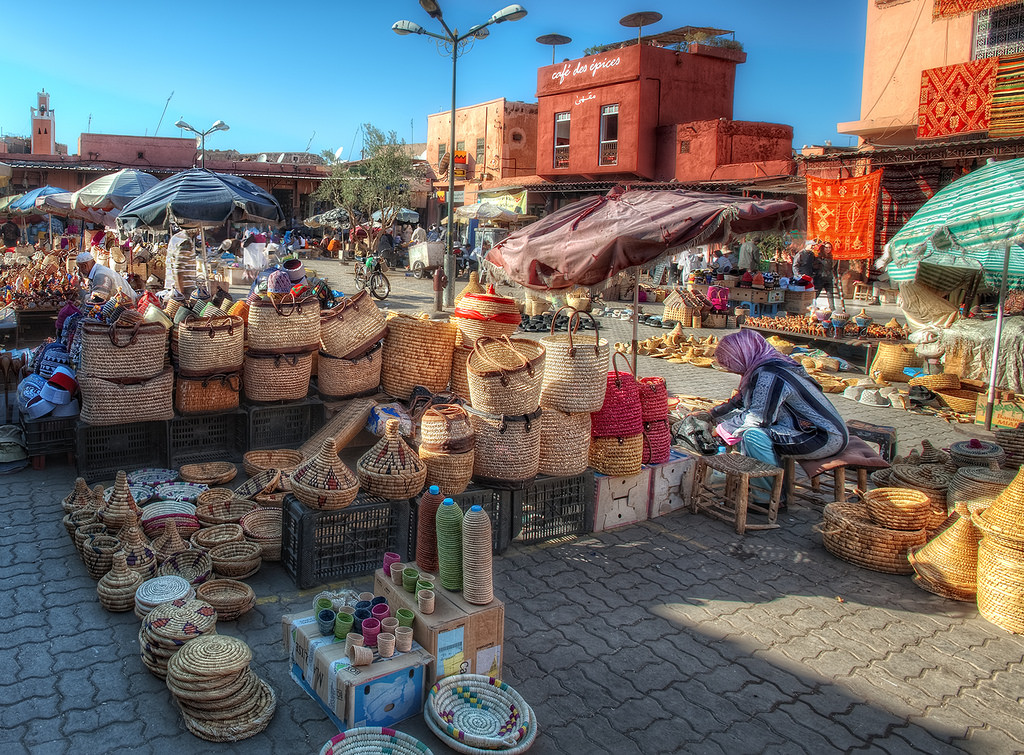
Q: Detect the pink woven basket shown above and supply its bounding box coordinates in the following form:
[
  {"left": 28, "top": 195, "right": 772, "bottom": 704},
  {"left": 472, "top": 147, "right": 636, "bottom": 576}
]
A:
[{"left": 590, "top": 351, "right": 642, "bottom": 438}]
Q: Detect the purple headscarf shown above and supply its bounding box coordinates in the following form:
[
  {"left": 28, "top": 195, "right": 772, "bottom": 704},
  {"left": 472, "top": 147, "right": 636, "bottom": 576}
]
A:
[{"left": 715, "top": 330, "right": 802, "bottom": 389}]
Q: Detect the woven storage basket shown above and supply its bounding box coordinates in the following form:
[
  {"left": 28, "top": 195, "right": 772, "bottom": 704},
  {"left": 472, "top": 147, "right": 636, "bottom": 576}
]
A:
[
  {"left": 319, "top": 290, "right": 388, "bottom": 359},
  {"left": 452, "top": 285, "right": 521, "bottom": 347},
  {"left": 159, "top": 549, "right": 213, "bottom": 585},
  {"left": 467, "top": 336, "right": 546, "bottom": 416},
  {"left": 192, "top": 523, "right": 245, "bottom": 551},
  {"left": 862, "top": 487, "right": 933, "bottom": 531},
  {"left": 240, "top": 508, "right": 283, "bottom": 561},
  {"left": 661, "top": 290, "right": 688, "bottom": 324},
  {"left": 208, "top": 540, "right": 263, "bottom": 579},
  {"left": 357, "top": 419, "right": 428, "bottom": 499},
  {"left": 908, "top": 504, "right": 980, "bottom": 600},
  {"left": 589, "top": 434, "right": 644, "bottom": 476},
  {"left": 97, "top": 551, "right": 145, "bottom": 612},
  {"left": 909, "top": 373, "right": 961, "bottom": 391},
  {"left": 820, "top": 501, "right": 927, "bottom": 574},
  {"left": 425, "top": 674, "right": 536, "bottom": 753},
  {"left": 869, "top": 342, "right": 922, "bottom": 382},
  {"left": 566, "top": 289, "right": 592, "bottom": 312},
  {"left": 995, "top": 427, "right": 1024, "bottom": 468},
  {"left": 179, "top": 462, "right": 237, "bottom": 486},
  {"left": 937, "top": 389, "right": 982, "bottom": 414},
  {"left": 177, "top": 315, "right": 244, "bottom": 377},
  {"left": 380, "top": 315, "right": 456, "bottom": 400},
  {"left": 949, "top": 438, "right": 1005, "bottom": 468},
  {"left": 243, "top": 450, "right": 304, "bottom": 478},
  {"left": 891, "top": 463, "right": 953, "bottom": 514},
  {"left": 80, "top": 367, "right": 174, "bottom": 426},
  {"left": 196, "top": 497, "right": 255, "bottom": 527},
  {"left": 317, "top": 343, "right": 382, "bottom": 399},
  {"left": 420, "top": 449, "right": 475, "bottom": 497},
  {"left": 449, "top": 344, "right": 473, "bottom": 399},
  {"left": 82, "top": 534, "right": 121, "bottom": 580},
  {"left": 469, "top": 407, "right": 541, "bottom": 486},
  {"left": 972, "top": 468, "right": 1024, "bottom": 541},
  {"left": 638, "top": 376, "right": 669, "bottom": 421},
  {"left": 234, "top": 468, "right": 282, "bottom": 500},
  {"left": 175, "top": 372, "right": 240, "bottom": 415},
  {"left": 289, "top": 437, "right": 360, "bottom": 510},
  {"left": 705, "top": 313, "right": 727, "bottom": 329},
  {"left": 642, "top": 420, "right": 672, "bottom": 465},
  {"left": 455, "top": 272, "right": 485, "bottom": 308},
  {"left": 243, "top": 350, "right": 313, "bottom": 402},
  {"left": 538, "top": 409, "right": 590, "bottom": 477},
  {"left": 195, "top": 579, "right": 256, "bottom": 621},
  {"left": 590, "top": 352, "right": 643, "bottom": 438},
  {"left": 539, "top": 308, "right": 609, "bottom": 413},
  {"left": 80, "top": 319, "right": 168, "bottom": 379},
  {"left": 977, "top": 535, "right": 1024, "bottom": 633},
  {"left": 947, "top": 466, "right": 1013, "bottom": 508},
  {"left": 246, "top": 292, "right": 320, "bottom": 354},
  {"left": 419, "top": 405, "right": 475, "bottom": 495},
  {"left": 320, "top": 727, "right": 435, "bottom": 755}
]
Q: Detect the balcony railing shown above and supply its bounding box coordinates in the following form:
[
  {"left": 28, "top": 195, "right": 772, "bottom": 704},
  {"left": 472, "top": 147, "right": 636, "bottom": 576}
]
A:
[
  {"left": 599, "top": 143, "right": 618, "bottom": 166},
  {"left": 554, "top": 145, "right": 570, "bottom": 169}
]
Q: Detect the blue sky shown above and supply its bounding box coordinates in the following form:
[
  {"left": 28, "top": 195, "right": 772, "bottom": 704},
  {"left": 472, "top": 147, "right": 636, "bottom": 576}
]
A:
[{"left": 0, "top": 1, "right": 866, "bottom": 158}]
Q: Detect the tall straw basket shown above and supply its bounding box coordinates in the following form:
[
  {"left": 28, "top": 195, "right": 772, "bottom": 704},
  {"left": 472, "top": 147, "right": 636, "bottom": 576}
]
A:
[
  {"left": 468, "top": 407, "right": 541, "bottom": 487},
  {"left": 539, "top": 307, "right": 609, "bottom": 413},
  {"left": 590, "top": 351, "right": 643, "bottom": 438},
  {"left": 539, "top": 409, "right": 590, "bottom": 477},
  {"left": 869, "top": 342, "right": 922, "bottom": 382},
  {"left": 380, "top": 315, "right": 456, "bottom": 400},
  {"left": 80, "top": 319, "right": 168, "bottom": 379},
  {"left": 247, "top": 293, "right": 321, "bottom": 354},
  {"left": 419, "top": 405, "right": 475, "bottom": 496},
  {"left": 177, "top": 315, "right": 244, "bottom": 377},
  {"left": 467, "top": 336, "right": 546, "bottom": 416},
  {"left": 175, "top": 373, "right": 240, "bottom": 415},
  {"left": 449, "top": 344, "right": 473, "bottom": 399},
  {"left": 317, "top": 343, "right": 382, "bottom": 399},
  {"left": 243, "top": 351, "right": 313, "bottom": 402},
  {"left": 80, "top": 368, "right": 174, "bottom": 426},
  {"left": 319, "top": 290, "right": 388, "bottom": 359}
]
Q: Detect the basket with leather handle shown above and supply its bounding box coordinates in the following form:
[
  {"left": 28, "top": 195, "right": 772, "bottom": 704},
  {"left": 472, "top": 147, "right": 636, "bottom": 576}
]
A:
[
  {"left": 539, "top": 307, "right": 609, "bottom": 413},
  {"left": 175, "top": 372, "right": 241, "bottom": 415},
  {"left": 466, "top": 335, "right": 546, "bottom": 416},
  {"left": 177, "top": 315, "right": 244, "bottom": 377},
  {"left": 243, "top": 351, "right": 313, "bottom": 402},
  {"left": 247, "top": 292, "right": 320, "bottom": 354},
  {"left": 80, "top": 318, "right": 168, "bottom": 379},
  {"left": 319, "top": 289, "right": 388, "bottom": 359}
]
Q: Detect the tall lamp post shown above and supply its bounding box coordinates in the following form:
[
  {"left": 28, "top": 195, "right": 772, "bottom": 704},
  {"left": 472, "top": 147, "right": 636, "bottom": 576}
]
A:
[
  {"left": 174, "top": 118, "right": 230, "bottom": 169},
  {"left": 394, "top": 1, "right": 527, "bottom": 307}
]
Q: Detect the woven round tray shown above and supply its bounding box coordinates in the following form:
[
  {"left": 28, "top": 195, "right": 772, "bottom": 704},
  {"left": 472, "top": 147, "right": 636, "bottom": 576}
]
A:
[
  {"left": 243, "top": 449, "right": 304, "bottom": 478},
  {"left": 159, "top": 549, "right": 213, "bottom": 585},
  {"left": 208, "top": 541, "right": 263, "bottom": 579},
  {"left": 144, "top": 598, "right": 218, "bottom": 641},
  {"left": 820, "top": 502, "right": 927, "bottom": 575},
  {"left": 320, "top": 727, "right": 435, "bottom": 755},
  {"left": 134, "top": 575, "right": 193, "bottom": 610},
  {"left": 128, "top": 468, "right": 180, "bottom": 487},
  {"left": 154, "top": 482, "right": 209, "bottom": 504},
  {"left": 426, "top": 674, "right": 533, "bottom": 751},
  {"left": 104, "top": 484, "right": 154, "bottom": 506},
  {"left": 196, "top": 498, "right": 257, "bottom": 527},
  {"left": 233, "top": 469, "right": 282, "bottom": 500},
  {"left": 179, "top": 462, "right": 238, "bottom": 486},
  {"left": 176, "top": 677, "right": 276, "bottom": 742},
  {"left": 196, "top": 579, "right": 257, "bottom": 621},
  {"left": 171, "top": 634, "right": 253, "bottom": 677}
]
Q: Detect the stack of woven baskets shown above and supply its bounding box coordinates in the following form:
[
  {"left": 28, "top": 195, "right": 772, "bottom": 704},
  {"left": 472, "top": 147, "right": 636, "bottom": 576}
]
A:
[
  {"left": 820, "top": 488, "right": 931, "bottom": 574},
  {"left": 451, "top": 285, "right": 520, "bottom": 401},
  {"left": 589, "top": 352, "right": 644, "bottom": 477},
  {"left": 418, "top": 405, "right": 475, "bottom": 496},
  {"left": 138, "top": 597, "right": 218, "bottom": 678},
  {"left": 244, "top": 291, "right": 320, "bottom": 402},
  {"left": 175, "top": 314, "right": 244, "bottom": 414},
  {"left": 971, "top": 469, "right": 1024, "bottom": 633},
  {"left": 318, "top": 289, "right": 388, "bottom": 399},
  {"left": 537, "top": 308, "right": 607, "bottom": 478}
]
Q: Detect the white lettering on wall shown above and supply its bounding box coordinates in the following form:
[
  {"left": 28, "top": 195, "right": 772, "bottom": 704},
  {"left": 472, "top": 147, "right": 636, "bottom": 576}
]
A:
[{"left": 550, "top": 55, "right": 622, "bottom": 86}]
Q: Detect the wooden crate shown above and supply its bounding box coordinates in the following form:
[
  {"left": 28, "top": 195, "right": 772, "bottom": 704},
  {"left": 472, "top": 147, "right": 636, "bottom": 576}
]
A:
[{"left": 592, "top": 469, "right": 651, "bottom": 533}]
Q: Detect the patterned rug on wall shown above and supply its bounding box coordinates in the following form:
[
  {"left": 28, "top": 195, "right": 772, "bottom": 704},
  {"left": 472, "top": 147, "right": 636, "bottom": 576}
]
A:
[
  {"left": 933, "top": 0, "right": 1015, "bottom": 19},
  {"left": 990, "top": 53, "right": 1024, "bottom": 136},
  {"left": 875, "top": 165, "right": 942, "bottom": 252},
  {"left": 807, "top": 172, "right": 882, "bottom": 261},
  {"left": 918, "top": 58, "right": 999, "bottom": 138}
]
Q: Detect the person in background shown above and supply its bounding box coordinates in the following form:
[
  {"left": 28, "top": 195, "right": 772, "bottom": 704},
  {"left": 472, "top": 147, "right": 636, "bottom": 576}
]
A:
[
  {"left": 426, "top": 225, "right": 440, "bottom": 242},
  {"left": 1, "top": 220, "right": 18, "bottom": 249},
  {"left": 813, "top": 241, "right": 837, "bottom": 310},
  {"left": 411, "top": 224, "right": 428, "bottom": 244},
  {"left": 791, "top": 241, "right": 817, "bottom": 279},
  {"left": 76, "top": 251, "right": 138, "bottom": 302},
  {"left": 739, "top": 236, "right": 760, "bottom": 272}
]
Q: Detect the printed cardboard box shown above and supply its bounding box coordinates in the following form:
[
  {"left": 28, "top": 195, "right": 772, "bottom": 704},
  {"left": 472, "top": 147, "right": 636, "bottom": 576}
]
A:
[
  {"left": 592, "top": 469, "right": 651, "bottom": 532},
  {"left": 647, "top": 447, "right": 698, "bottom": 518}
]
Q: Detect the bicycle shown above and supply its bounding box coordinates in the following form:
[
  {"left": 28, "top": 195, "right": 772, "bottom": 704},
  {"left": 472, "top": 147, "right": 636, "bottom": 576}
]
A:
[{"left": 354, "top": 256, "right": 391, "bottom": 300}]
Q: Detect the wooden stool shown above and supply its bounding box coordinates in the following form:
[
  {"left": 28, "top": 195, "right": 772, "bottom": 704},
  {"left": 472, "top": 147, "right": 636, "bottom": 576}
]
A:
[
  {"left": 688, "top": 453, "right": 784, "bottom": 534},
  {"left": 845, "top": 419, "right": 898, "bottom": 463},
  {"left": 783, "top": 436, "right": 889, "bottom": 505},
  {"left": 852, "top": 282, "right": 874, "bottom": 305}
]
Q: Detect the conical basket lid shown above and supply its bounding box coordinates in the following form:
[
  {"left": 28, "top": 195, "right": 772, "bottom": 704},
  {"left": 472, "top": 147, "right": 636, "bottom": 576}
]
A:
[
  {"left": 358, "top": 420, "right": 427, "bottom": 478},
  {"left": 63, "top": 478, "right": 93, "bottom": 511},
  {"left": 98, "top": 471, "right": 141, "bottom": 530},
  {"left": 918, "top": 440, "right": 949, "bottom": 465},
  {"left": 911, "top": 504, "right": 981, "bottom": 588},
  {"left": 455, "top": 272, "right": 484, "bottom": 306},
  {"left": 978, "top": 467, "right": 1024, "bottom": 541},
  {"left": 99, "top": 551, "right": 146, "bottom": 591},
  {"left": 291, "top": 437, "right": 359, "bottom": 493}
]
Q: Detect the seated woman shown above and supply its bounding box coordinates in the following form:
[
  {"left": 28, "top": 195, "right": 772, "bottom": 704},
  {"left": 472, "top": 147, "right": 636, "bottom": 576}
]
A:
[{"left": 697, "top": 330, "right": 848, "bottom": 473}]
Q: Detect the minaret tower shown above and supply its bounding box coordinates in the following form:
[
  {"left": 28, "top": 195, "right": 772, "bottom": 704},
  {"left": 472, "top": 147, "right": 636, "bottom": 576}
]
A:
[{"left": 31, "top": 90, "right": 55, "bottom": 155}]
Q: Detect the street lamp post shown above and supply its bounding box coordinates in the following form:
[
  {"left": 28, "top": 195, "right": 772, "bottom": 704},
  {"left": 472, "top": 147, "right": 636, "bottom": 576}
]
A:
[
  {"left": 394, "top": 2, "right": 527, "bottom": 307},
  {"left": 174, "top": 118, "right": 230, "bottom": 170}
]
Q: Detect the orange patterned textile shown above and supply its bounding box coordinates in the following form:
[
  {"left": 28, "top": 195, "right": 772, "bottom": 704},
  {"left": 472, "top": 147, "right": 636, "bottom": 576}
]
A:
[
  {"left": 933, "top": 0, "right": 1014, "bottom": 19},
  {"left": 918, "top": 58, "right": 998, "bottom": 139},
  {"left": 806, "top": 172, "right": 882, "bottom": 261}
]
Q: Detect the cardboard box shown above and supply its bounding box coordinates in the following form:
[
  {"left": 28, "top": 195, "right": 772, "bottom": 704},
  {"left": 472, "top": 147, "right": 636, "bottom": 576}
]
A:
[
  {"left": 282, "top": 610, "right": 431, "bottom": 730},
  {"left": 647, "top": 447, "right": 698, "bottom": 518},
  {"left": 975, "top": 394, "right": 1024, "bottom": 429},
  {"left": 784, "top": 290, "right": 814, "bottom": 314},
  {"left": 373, "top": 568, "right": 504, "bottom": 681},
  {"left": 592, "top": 469, "right": 651, "bottom": 532}
]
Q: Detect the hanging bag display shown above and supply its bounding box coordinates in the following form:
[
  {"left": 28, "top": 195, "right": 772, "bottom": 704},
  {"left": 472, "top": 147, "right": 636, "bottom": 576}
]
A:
[{"left": 539, "top": 307, "right": 609, "bottom": 413}]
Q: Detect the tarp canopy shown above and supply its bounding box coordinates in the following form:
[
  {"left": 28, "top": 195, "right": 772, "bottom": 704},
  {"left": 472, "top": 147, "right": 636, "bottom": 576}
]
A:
[
  {"left": 454, "top": 202, "right": 522, "bottom": 223},
  {"left": 118, "top": 168, "right": 284, "bottom": 231},
  {"left": 486, "top": 186, "right": 799, "bottom": 291},
  {"left": 371, "top": 207, "right": 419, "bottom": 224},
  {"left": 73, "top": 169, "right": 160, "bottom": 211},
  {"left": 36, "top": 191, "right": 119, "bottom": 228},
  {"left": 9, "top": 186, "right": 65, "bottom": 214}
]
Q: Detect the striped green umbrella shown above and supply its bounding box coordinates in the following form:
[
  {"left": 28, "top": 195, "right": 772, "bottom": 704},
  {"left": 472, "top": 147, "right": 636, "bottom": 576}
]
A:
[{"left": 884, "top": 157, "right": 1024, "bottom": 428}]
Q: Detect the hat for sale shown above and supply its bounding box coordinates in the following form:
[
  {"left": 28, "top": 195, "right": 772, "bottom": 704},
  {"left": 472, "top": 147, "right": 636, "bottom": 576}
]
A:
[
  {"left": 859, "top": 388, "right": 891, "bottom": 407},
  {"left": 48, "top": 366, "right": 77, "bottom": 394},
  {"left": 51, "top": 398, "right": 80, "bottom": 418},
  {"left": 909, "top": 385, "right": 938, "bottom": 406},
  {"left": 22, "top": 394, "right": 55, "bottom": 420},
  {"left": 40, "top": 382, "right": 71, "bottom": 405}
]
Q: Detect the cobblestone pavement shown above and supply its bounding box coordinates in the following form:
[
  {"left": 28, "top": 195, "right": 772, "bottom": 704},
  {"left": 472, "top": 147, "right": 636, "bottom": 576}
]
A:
[{"left": 2, "top": 264, "right": 1019, "bottom": 753}]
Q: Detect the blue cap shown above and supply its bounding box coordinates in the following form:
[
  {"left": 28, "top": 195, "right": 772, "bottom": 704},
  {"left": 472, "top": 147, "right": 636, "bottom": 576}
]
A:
[
  {"left": 442, "top": 498, "right": 455, "bottom": 505},
  {"left": 470, "top": 505, "right": 483, "bottom": 512},
  {"left": 429, "top": 485, "right": 440, "bottom": 494}
]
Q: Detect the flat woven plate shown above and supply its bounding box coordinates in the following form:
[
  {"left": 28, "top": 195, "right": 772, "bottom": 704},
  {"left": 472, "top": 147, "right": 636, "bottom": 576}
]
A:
[
  {"left": 134, "top": 576, "right": 193, "bottom": 608},
  {"left": 171, "top": 634, "right": 253, "bottom": 678},
  {"left": 128, "top": 468, "right": 180, "bottom": 487},
  {"left": 154, "top": 482, "right": 210, "bottom": 504},
  {"left": 105, "top": 484, "right": 154, "bottom": 505},
  {"left": 145, "top": 598, "right": 218, "bottom": 641}
]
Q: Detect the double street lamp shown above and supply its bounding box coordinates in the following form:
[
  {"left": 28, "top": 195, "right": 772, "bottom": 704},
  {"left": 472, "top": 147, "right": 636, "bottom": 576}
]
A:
[
  {"left": 175, "top": 118, "right": 230, "bottom": 169},
  {"left": 394, "top": 1, "right": 527, "bottom": 307}
]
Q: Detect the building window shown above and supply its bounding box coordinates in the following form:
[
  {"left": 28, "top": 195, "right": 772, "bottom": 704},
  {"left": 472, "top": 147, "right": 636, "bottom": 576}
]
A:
[
  {"left": 554, "top": 112, "right": 570, "bottom": 168},
  {"left": 456, "top": 140, "right": 465, "bottom": 151},
  {"left": 974, "top": 3, "right": 1024, "bottom": 59},
  {"left": 679, "top": 140, "right": 691, "bottom": 154},
  {"left": 599, "top": 105, "right": 619, "bottom": 166},
  {"left": 475, "top": 138, "right": 485, "bottom": 166},
  {"left": 137, "top": 151, "right": 145, "bottom": 159}
]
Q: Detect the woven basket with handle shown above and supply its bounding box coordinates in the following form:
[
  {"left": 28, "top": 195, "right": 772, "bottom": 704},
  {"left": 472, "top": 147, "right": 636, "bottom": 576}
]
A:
[
  {"left": 243, "top": 351, "right": 313, "bottom": 402},
  {"left": 247, "top": 292, "right": 320, "bottom": 354},
  {"left": 539, "top": 307, "right": 609, "bottom": 413},
  {"left": 177, "top": 315, "right": 244, "bottom": 377},
  {"left": 319, "top": 289, "right": 388, "bottom": 358},
  {"left": 467, "top": 336, "right": 546, "bottom": 416}
]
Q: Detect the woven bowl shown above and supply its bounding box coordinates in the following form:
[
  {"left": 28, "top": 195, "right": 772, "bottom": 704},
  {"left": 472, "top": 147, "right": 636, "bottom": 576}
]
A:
[
  {"left": 158, "top": 549, "right": 213, "bottom": 585},
  {"left": 195, "top": 579, "right": 256, "bottom": 621},
  {"left": 243, "top": 449, "right": 304, "bottom": 478},
  {"left": 425, "top": 674, "right": 535, "bottom": 752},
  {"left": 233, "top": 469, "right": 282, "bottom": 500},
  {"left": 862, "top": 487, "right": 933, "bottom": 531},
  {"left": 153, "top": 482, "right": 209, "bottom": 504},
  {"left": 191, "top": 524, "right": 245, "bottom": 551},
  {"left": 195, "top": 498, "right": 257, "bottom": 527},
  {"left": 179, "top": 462, "right": 238, "bottom": 486},
  {"left": 320, "top": 727, "right": 435, "bottom": 755},
  {"left": 208, "top": 541, "right": 263, "bottom": 579},
  {"left": 240, "top": 508, "right": 283, "bottom": 562}
]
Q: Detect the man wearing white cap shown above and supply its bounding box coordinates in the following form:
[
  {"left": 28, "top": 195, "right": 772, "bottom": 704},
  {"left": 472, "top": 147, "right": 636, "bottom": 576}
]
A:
[{"left": 76, "top": 251, "right": 138, "bottom": 301}]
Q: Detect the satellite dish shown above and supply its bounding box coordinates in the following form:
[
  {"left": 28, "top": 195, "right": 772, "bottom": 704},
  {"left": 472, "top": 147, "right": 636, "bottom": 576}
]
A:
[
  {"left": 277, "top": 153, "right": 285, "bottom": 163},
  {"left": 258, "top": 153, "right": 268, "bottom": 162},
  {"left": 536, "top": 33, "right": 572, "bottom": 64},
  {"left": 619, "top": 11, "right": 662, "bottom": 43},
  {"left": 334, "top": 147, "right": 344, "bottom": 159}
]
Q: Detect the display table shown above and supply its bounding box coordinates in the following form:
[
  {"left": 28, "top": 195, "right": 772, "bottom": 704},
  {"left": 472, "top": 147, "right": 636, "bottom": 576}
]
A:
[{"left": 740, "top": 324, "right": 908, "bottom": 373}]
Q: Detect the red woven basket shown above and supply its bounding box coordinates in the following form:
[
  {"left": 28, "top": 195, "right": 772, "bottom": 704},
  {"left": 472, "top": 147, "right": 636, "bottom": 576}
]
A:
[
  {"left": 642, "top": 420, "right": 672, "bottom": 464},
  {"left": 638, "top": 376, "right": 668, "bottom": 422},
  {"left": 590, "top": 351, "right": 643, "bottom": 438}
]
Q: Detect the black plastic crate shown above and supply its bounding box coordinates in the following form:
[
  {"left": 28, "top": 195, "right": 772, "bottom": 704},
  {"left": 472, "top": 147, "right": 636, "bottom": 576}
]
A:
[
  {"left": 410, "top": 485, "right": 513, "bottom": 557},
  {"left": 281, "top": 492, "right": 413, "bottom": 589},
  {"left": 22, "top": 416, "right": 77, "bottom": 456},
  {"left": 75, "top": 420, "right": 169, "bottom": 483},
  {"left": 168, "top": 410, "right": 247, "bottom": 467},
  {"left": 245, "top": 397, "right": 325, "bottom": 451},
  {"left": 511, "top": 471, "right": 595, "bottom": 544}
]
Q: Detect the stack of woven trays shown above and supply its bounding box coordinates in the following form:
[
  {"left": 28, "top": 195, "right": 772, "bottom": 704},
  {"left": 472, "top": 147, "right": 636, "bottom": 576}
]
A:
[
  {"left": 820, "top": 489, "right": 931, "bottom": 575},
  {"left": 138, "top": 597, "right": 217, "bottom": 678},
  {"left": 165, "top": 634, "right": 276, "bottom": 742},
  {"left": 890, "top": 464, "right": 955, "bottom": 532},
  {"left": 949, "top": 438, "right": 1006, "bottom": 469},
  {"left": 179, "top": 462, "right": 238, "bottom": 486},
  {"left": 909, "top": 503, "right": 983, "bottom": 601},
  {"left": 208, "top": 540, "right": 263, "bottom": 579},
  {"left": 971, "top": 468, "right": 1024, "bottom": 633},
  {"left": 240, "top": 508, "right": 283, "bottom": 561},
  {"left": 135, "top": 575, "right": 194, "bottom": 619},
  {"left": 425, "top": 673, "right": 538, "bottom": 754}
]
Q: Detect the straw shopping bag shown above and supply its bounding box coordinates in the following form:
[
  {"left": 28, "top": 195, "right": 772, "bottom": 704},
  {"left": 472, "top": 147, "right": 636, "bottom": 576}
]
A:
[
  {"left": 449, "top": 344, "right": 472, "bottom": 399},
  {"left": 80, "top": 319, "right": 168, "bottom": 379},
  {"left": 869, "top": 342, "right": 922, "bottom": 382},
  {"left": 243, "top": 351, "right": 313, "bottom": 402},
  {"left": 177, "top": 315, "right": 244, "bottom": 377},
  {"left": 247, "top": 292, "right": 320, "bottom": 354},
  {"left": 79, "top": 367, "right": 175, "bottom": 426},
  {"left": 590, "top": 351, "right": 643, "bottom": 438},
  {"left": 539, "top": 307, "right": 609, "bottom": 413},
  {"left": 467, "top": 336, "right": 546, "bottom": 415},
  {"left": 380, "top": 314, "right": 457, "bottom": 400},
  {"left": 589, "top": 434, "right": 644, "bottom": 476},
  {"left": 468, "top": 407, "right": 541, "bottom": 486},
  {"left": 175, "top": 372, "right": 241, "bottom": 415},
  {"left": 317, "top": 342, "right": 383, "bottom": 399},
  {"left": 319, "top": 289, "right": 388, "bottom": 358},
  {"left": 451, "top": 284, "right": 521, "bottom": 347},
  {"left": 419, "top": 404, "right": 475, "bottom": 495},
  {"left": 638, "top": 376, "right": 668, "bottom": 421},
  {"left": 538, "top": 409, "right": 590, "bottom": 477}
]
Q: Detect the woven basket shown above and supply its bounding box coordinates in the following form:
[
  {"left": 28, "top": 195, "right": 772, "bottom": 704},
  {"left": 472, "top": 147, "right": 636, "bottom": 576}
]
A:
[
  {"left": 195, "top": 579, "right": 256, "bottom": 621},
  {"left": 449, "top": 344, "right": 473, "bottom": 399},
  {"left": 936, "top": 389, "right": 982, "bottom": 414},
  {"left": 662, "top": 290, "right": 689, "bottom": 324},
  {"left": 80, "top": 319, "right": 168, "bottom": 379},
  {"left": 243, "top": 450, "right": 304, "bottom": 479},
  {"left": 539, "top": 308, "right": 609, "bottom": 413},
  {"left": 642, "top": 420, "right": 672, "bottom": 465},
  {"left": 454, "top": 272, "right": 485, "bottom": 308},
  {"left": 196, "top": 497, "right": 256, "bottom": 527},
  {"left": 208, "top": 540, "right": 263, "bottom": 579},
  {"left": 869, "top": 342, "right": 922, "bottom": 383},
  {"left": 947, "top": 466, "right": 1014, "bottom": 508},
  {"left": 177, "top": 315, "right": 244, "bottom": 377},
  {"left": 97, "top": 551, "right": 145, "bottom": 612},
  {"left": 972, "top": 468, "right": 1024, "bottom": 542},
  {"left": 240, "top": 508, "right": 283, "bottom": 561},
  {"left": 320, "top": 727, "right": 435, "bottom": 755},
  {"left": 452, "top": 285, "right": 521, "bottom": 347},
  {"left": 192, "top": 524, "right": 245, "bottom": 551},
  {"left": 158, "top": 549, "right": 213, "bottom": 585},
  {"left": 420, "top": 449, "right": 475, "bottom": 497},
  {"left": 538, "top": 409, "right": 590, "bottom": 477},
  {"left": 234, "top": 468, "right": 282, "bottom": 500},
  {"left": 638, "top": 376, "right": 669, "bottom": 421},
  {"left": 247, "top": 292, "right": 320, "bottom": 354},
  {"left": 319, "top": 290, "right": 388, "bottom": 359},
  {"left": 80, "top": 367, "right": 174, "bottom": 426},
  {"left": 82, "top": 534, "right": 121, "bottom": 580},
  {"left": 862, "top": 487, "right": 933, "bottom": 531},
  {"left": 289, "top": 437, "right": 360, "bottom": 510},
  {"left": 908, "top": 504, "right": 980, "bottom": 600},
  {"left": 909, "top": 373, "right": 961, "bottom": 391},
  {"left": 589, "top": 434, "right": 644, "bottom": 477},
  {"left": 566, "top": 290, "right": 592, "bottom": 312},
  {"left": 175, "top": 373, "right": 240, "bottom": 415},
  {"left": 357, "top": 419, "right": 428, "bottom": 499},
  {"left": 468, "top": 407, "right": 541, "bottom": 486},
  {"left": 317, "top": 342, "right": 382, "bottom": 399},
  {"left": 977, "top": 535, "right": 1024, "bottom": 633},
  {"left": 590, "top": 351, "right": 643, "bottom": 438},
  {"left": 420, "top": 404, "right": 475, "bottom": 455},
  {"left": 467, "top": 336, "right": 546, "bottom": 416},
  {"left": 425, "top": 674, "right": 535, "bottom": 752},
  {"left": 949, "top": 439, "right": 1005, "bottom": 468},
  {"left": 820, "top": 501, "right": 927, "bottom": 574},
  {"left": 380, "top": 315, "right": 456, "bottom": 400},
  {"left": 243, "top": 350, "right": 313, "bottom": 402}
]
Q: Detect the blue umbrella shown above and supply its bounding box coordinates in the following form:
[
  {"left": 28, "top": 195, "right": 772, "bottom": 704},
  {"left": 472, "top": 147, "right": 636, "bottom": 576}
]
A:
[{"left": 9, "top": 186, "right": 64, "bottom": 214}]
